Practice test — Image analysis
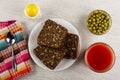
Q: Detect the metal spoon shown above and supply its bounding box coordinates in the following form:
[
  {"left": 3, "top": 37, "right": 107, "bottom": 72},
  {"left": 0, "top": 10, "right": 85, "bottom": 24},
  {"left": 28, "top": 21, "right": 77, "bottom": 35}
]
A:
[{"left": 6, "top": 32, "right": 17, "bottom": 71}]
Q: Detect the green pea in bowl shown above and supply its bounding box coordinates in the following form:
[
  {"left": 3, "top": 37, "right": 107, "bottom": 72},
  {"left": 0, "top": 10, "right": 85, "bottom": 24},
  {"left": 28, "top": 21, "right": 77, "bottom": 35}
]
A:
[{"left": 87, "top": 10, "right": 112, "bottom": 35}]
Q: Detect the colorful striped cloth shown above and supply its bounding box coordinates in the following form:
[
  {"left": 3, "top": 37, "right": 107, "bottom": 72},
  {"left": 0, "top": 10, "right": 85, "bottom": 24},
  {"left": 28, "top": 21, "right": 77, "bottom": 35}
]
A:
[{"left": 0, "top": 20, "right": 32, "bottom": 80}]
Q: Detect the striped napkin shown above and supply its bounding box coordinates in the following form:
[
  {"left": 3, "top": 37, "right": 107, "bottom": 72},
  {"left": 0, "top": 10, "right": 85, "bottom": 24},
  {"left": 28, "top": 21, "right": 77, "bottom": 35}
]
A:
[{"left": 0, "top": 20, "right": 32, "bottom": 80}]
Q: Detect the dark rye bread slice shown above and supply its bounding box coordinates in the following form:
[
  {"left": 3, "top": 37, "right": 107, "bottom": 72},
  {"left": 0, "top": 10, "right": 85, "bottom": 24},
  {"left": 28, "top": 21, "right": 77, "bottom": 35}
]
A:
[
  {"left": 33, "top": 45, "right": 66, "bottom": 70},
  {"left": 65, "top": 33, "right": 79, "bottom": 59},
  {"left": 37, "top": 19, "right": 68, "bottom": 48}
]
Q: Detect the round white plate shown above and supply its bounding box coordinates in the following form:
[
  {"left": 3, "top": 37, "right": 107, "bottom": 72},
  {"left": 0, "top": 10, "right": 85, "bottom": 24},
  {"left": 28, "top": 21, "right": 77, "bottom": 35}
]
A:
[{"left": 28, "top": 18, "right": 81, "bottom": 71}]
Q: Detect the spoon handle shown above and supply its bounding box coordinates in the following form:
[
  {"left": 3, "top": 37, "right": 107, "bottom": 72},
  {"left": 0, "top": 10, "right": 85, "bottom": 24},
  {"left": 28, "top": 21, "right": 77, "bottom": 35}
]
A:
[{"left": 11, "top": 45, "right": 17, "bottom": 71}]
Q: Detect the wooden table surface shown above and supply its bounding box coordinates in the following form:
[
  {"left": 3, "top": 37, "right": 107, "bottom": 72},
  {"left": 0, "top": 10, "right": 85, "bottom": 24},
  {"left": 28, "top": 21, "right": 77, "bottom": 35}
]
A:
[{"left": 0, "top": 0, "right": 120, "bottom": 80}]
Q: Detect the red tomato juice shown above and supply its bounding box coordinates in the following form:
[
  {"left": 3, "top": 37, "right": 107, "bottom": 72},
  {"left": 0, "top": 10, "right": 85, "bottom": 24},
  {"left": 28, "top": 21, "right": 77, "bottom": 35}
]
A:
[{"left": 85, "top": 43, "right": 115, "bottom": 73}]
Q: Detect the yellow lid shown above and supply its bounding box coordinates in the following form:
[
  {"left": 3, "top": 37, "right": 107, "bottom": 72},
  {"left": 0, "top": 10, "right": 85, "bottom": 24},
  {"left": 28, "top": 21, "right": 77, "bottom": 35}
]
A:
[{"left": 25, "top": 4, "right": 39, "bottom": 17}]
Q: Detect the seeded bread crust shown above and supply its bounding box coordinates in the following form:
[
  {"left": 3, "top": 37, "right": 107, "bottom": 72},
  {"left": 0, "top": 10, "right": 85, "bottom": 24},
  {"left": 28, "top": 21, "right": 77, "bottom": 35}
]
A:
[
  {"left": 65, "top": 33, "right": 79, "bottom": 59},
  {"left": 37, "top": 19, "right": 68, "bottom": 48},
  {"left": 33, "top": 45, "right": 66, "bottom": 70}
]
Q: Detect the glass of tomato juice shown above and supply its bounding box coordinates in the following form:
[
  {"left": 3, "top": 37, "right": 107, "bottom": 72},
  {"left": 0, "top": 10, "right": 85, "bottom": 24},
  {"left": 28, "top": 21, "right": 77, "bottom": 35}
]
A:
[{"left": 85, "top": 42, "right": 115, "bottom": 73}]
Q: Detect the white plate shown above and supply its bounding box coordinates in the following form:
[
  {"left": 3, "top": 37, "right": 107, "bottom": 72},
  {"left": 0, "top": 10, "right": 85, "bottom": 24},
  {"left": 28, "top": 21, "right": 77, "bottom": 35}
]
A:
[{"left": 28, "top": 18, "right": 81, "bottom": 71}]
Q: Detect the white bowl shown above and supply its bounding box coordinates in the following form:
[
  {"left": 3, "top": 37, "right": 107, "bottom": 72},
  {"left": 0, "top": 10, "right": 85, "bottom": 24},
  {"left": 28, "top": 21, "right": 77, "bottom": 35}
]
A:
[
  {"left": 28, "top": 18, "right": 81, "bottom": 71},
  {"left": 24, "top": 4, "right": 40, "bottom": 19}
]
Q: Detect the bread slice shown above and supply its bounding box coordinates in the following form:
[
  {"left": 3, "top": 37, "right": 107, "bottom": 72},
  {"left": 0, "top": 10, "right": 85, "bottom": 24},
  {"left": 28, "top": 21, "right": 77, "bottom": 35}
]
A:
[
  {"left": 33, "top": 45, "right": 66, "bottom": 69},
  {"left": 37, "top": 19, "right": 68, "bottom": 48},
  {"left": 65, "top": 33, "right": 79, "bottom": 59}
]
